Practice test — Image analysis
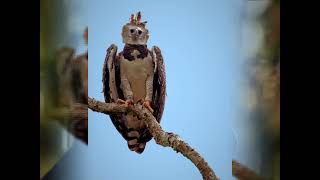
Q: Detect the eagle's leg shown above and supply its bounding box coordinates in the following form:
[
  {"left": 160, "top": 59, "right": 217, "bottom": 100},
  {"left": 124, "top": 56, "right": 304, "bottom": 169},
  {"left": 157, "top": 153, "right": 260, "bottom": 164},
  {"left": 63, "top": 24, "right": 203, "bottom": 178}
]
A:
[
  {"left": 116, "top": 99, "right": 133, "bottom": 108},
  {"left": 144, "top": 69, "right": 155, "bottom": 114}
]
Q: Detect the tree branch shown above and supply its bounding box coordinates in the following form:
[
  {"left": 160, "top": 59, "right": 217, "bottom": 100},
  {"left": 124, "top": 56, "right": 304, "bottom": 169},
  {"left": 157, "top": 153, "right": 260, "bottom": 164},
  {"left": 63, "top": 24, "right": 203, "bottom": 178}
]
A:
[
  {"left": 88, "top": 97, "right": 219, "bottom": 180},
  {"left": 88, "top": 97, "right": 266, "bottom": 180}
]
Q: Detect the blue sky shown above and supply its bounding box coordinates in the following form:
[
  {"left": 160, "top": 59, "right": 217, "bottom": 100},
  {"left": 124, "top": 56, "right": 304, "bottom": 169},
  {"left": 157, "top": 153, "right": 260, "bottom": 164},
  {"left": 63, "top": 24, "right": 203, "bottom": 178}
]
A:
[
  {"left": 55, "top": 0, "right": 273, "bottom": 179},
  {"left": 86, "top": 0, "right": 243, "bottom": 179}
]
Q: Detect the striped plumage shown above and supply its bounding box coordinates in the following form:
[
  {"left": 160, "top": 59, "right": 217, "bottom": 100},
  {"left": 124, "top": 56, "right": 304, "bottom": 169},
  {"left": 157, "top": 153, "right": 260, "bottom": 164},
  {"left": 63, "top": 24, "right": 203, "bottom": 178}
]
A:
[{"left": 102, "top": 44, "right": 166, "bottom": 154}]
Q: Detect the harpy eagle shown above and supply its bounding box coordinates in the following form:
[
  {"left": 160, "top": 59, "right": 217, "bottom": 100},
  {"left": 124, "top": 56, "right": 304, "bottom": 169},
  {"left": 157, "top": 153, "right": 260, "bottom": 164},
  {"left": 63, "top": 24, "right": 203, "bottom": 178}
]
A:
[{"left": 103, "top": 12, "right": 166, "bottom": 154}]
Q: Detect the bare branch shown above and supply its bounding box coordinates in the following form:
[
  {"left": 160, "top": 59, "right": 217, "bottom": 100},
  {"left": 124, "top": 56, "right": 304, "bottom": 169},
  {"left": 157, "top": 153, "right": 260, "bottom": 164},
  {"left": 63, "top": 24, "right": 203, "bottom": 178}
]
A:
[
  {"left": 88, "top": 97, "right": 266, "bottom": 180},
  {"left": 88, "top": 97, "right": 127, "bottom": 114},
  {"left": 88, "top": 97, "right": 219, "bottom": 180}
]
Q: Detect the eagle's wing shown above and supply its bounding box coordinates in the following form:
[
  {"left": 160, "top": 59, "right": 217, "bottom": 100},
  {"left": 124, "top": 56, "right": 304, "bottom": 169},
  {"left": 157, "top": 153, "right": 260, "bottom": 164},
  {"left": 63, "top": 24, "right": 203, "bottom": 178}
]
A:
[
  {"left": 103, "top": 44, "right": 119, "bottom": 103},
  {"left": 151, "top": 46, "right": 166, "bottom": 123},
  {"left": 102, "top": 44, "right": 130, "bottom": 140}
]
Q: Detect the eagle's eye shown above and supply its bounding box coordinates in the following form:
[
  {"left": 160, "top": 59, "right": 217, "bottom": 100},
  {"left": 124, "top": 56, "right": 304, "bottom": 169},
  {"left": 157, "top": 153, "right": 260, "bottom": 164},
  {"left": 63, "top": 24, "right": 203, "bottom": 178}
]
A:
[
  {"left": 130, "top": 29, "right": 135, "bottom": 34},
  {"left": 138, "top": 30, "right": 142, "bottom": 35}
]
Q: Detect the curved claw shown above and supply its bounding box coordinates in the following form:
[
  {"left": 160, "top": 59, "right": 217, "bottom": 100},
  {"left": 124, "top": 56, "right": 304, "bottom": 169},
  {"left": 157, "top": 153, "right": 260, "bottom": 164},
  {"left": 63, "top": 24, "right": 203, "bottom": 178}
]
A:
[{"left": 143, "top": 100, "right": 154, "bottom": 113}]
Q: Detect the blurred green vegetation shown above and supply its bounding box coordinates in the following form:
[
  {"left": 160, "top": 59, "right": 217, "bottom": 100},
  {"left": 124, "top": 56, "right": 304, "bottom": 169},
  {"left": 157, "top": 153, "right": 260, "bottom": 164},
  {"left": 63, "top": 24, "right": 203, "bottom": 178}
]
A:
[{"left": 40, "top": 0, "right": 73, "bottom": 178}]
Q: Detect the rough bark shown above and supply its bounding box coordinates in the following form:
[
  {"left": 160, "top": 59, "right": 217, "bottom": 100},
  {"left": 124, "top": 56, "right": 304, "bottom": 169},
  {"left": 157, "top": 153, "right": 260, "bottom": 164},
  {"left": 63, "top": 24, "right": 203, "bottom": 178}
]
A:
[
  {"left": 88, "top": 97, "right": 219, "bottom": 180},
  {"left": 88, "top": 97, "right": 265, "bottom": 180}
]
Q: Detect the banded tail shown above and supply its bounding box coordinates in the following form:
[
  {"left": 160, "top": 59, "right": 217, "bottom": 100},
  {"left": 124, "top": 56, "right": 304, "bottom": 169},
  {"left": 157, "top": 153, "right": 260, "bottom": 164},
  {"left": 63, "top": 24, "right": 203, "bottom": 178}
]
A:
[{"left": 126, "top": 129, "right": 147, "bottom": 154}]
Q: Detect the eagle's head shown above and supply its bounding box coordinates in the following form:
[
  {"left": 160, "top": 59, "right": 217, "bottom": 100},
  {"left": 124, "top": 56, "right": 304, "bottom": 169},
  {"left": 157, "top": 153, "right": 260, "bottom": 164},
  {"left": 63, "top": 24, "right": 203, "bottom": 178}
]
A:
[{"left": 122, "top": 12, "right": 149, "bottom": 45}]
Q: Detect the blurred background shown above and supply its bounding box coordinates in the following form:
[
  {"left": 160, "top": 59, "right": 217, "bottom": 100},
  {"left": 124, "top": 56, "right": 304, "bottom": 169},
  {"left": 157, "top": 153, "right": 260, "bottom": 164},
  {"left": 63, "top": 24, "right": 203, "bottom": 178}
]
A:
[
  {"left": 40, "top": 0, "right": 279, "bottom": 179},
  {"left": 233, "top": 0, "right": 280, "bottom": 179},
  {"left": 40, "top": 0, "right": 88, "bottom": 179}
]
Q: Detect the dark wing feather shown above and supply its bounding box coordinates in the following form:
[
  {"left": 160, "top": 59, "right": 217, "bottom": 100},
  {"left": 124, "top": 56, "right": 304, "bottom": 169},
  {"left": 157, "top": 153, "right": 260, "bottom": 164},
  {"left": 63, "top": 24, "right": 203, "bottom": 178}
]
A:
[
  {"left": 102, "top": 45, "right": 130, "bottom": 140},
  {"left": 103, "top": 44, "right": 117, "bottom": 102},
  {"left": 152, "top": 46, "right": 166, "bottom": 123}
]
